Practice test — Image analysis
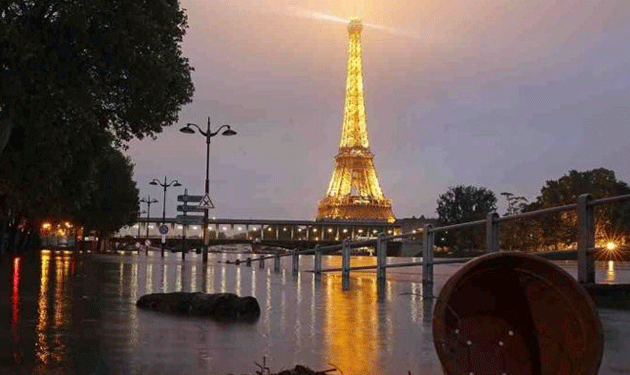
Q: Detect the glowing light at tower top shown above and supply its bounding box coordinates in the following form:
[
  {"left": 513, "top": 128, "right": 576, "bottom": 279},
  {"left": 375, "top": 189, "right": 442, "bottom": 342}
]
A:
[{"left": 348, "top": 17, "right": 363, "bottom": 33}]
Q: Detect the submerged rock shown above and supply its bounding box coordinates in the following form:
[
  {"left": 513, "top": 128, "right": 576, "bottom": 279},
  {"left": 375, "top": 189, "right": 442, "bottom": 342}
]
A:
[{"left": 136, "top": 292, "right": 260, "bottom": 321}]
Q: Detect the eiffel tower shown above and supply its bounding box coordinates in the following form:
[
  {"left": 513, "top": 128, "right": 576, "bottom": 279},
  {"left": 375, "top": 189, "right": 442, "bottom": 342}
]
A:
[{"left": 316, "top": 18, "right": 395, "bottom": 222}]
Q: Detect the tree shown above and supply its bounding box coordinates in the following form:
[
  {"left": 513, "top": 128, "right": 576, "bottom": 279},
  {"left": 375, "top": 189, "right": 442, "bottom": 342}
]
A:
[
  {"left": 1, "top": 0, "right": 194, "bottom": 150},
  {"left": 499, "top": 192, "right": 544, "bottom": 251},
  {"left": 436, "top": 185, "right": 497, "bottom": 252},
  {"left": 74, "top": 145, "right": 139, "bottom": 249},
  {"left": 525, "top": 168, "right": 630, "bottom": 249},
  {"left": 0, "top": 0, "right": 193, "bottom": 246}
]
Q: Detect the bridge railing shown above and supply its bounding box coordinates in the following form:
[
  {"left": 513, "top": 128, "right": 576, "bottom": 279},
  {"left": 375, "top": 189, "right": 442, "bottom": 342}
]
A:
[{"left": 247, "top": 193, "right": 630, "bottom": 295}]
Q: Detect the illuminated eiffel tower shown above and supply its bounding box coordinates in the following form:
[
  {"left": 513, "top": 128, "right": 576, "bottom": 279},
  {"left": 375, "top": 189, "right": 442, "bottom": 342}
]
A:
[{"left": 316, "top": 18, "right": 395, "bottom": 222}]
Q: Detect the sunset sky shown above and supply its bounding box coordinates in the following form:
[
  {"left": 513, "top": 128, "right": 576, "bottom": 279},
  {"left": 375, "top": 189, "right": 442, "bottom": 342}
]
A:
[{"left": 126, "top": 0, "right": 630, "bottom": 220}]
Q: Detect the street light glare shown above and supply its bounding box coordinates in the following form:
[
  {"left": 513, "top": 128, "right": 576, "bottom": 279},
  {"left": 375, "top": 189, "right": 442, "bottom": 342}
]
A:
[{"left": 606, "top": 242, "right": 617, "bottom": 251}]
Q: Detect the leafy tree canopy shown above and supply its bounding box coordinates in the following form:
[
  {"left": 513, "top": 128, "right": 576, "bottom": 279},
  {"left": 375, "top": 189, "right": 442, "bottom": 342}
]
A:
[
  {"left": 436, "top": 185, "right": 497, "bottom": 252},
  {"left": 0, "top": 0, "right": 193, "bottom": 227},
  {"left": 437, "top": 185, "right": 497, "bottom": 224},
  {"left": 525, "top": 168, "right": 630, "bottom": 245},
  {"left": 75, "top": 145, "right": 139, "bottom": 236},
  {"left": 1, "top": 0, "right": 194, "bottom": 147}
]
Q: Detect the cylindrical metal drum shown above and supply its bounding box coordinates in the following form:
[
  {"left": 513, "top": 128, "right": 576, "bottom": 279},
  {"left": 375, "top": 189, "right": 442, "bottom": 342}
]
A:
[{"left": 433, "top": 252, "right": 603, "bottom": 375}]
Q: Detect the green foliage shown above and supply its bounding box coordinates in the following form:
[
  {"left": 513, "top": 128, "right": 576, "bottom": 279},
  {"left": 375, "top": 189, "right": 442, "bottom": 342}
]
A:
[
  {"left": 436, "top": 185, "right": 497, "bottom": 252},
  {"left": 499, "top": 192, "right": 544, "bottom": 251},
  {"left": 1, "top": 0, "right": 194, "bottom": 145},
  {"left": 524, "top": 168, "right": 630, "bottom": 248},
  {"left": 75, "top": 146, "right": 139, "bottom": 235},
  {"left": 0, "top": 0, "right": 193, "bottom": 228}
]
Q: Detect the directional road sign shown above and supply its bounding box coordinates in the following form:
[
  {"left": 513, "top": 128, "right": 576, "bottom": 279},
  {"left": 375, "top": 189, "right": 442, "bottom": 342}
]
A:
[
  {"left": 175, "top": 215, "right": 204, "bottom": 225},
  {"left": 177, "top": 194, "right": 203, "bottom": 203},
  {"left": 176, "top": 205, "right": 207, "bottom": 213}
]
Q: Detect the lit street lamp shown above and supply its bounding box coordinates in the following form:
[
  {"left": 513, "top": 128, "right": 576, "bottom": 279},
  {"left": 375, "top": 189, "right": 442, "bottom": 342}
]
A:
[
  {"left": 139, "top": 196, "right": 158, "bottom": 240},
  {"left": 180, "top": 116, "right": 237, "bottom": 263},
  {"left": 149, "top": 176, "right": 182, "bottom": 257}
]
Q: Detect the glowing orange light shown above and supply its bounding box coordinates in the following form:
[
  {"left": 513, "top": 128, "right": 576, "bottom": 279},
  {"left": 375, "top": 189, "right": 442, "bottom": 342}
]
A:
[
  {"left": 12, "top": 257, "right": 21, "bottom": 341},
  {"left": 606, "top": 242, "right": 616, "bottom": 251}
]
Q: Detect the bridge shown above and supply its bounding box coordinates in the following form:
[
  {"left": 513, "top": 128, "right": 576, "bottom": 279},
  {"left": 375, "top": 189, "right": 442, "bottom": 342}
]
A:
[{"left": 113, "top": 217, "right": 434, "bottom": 254}]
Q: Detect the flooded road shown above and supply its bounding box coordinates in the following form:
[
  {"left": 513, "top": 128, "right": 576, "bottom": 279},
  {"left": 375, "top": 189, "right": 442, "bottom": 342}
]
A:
[{"left": 1, "top": 250, "right": 629, "bottom": 374}]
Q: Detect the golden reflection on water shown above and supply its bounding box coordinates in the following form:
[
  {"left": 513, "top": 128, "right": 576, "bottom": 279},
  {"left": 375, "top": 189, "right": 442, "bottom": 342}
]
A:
[
  {"left": 221, "top": 265, "right": 226, "bottom": 293},
  {"left": 323, "top": 274, "right": 379, "bottom": 374},
  {"left": 36, "top": 253, "right": 51, "bottom": 365},
  {"left": 311, "top": 274, "right": 317, "bottom": 341},
  {"left": 36, "top": 252, "right": 73, "bottom": 366},
  {"left": 176, "top": 263, "right": 182, "bottom": 291},
  {"left": 163, "top": 262, "right": 168, "bottom": 292},
  {"left": 123, "top": 261, "right": 140, "bottom": 349},
  {"left": 146, "top": 263, "right": 153, "bottom": 294},
  {"left": 607, "top": 260, "right": 616, "bottom": 283},
  {"left": 252, "top": 266, "right": 257, "bottom": 295},
  {"left": 191, "top": 264, "right": 197, "bottom": 291},
  {"left": 264, "top": 272, "right": 272, "bottom": 343},
  {"left": 54, "top": 256, "right": 64, "bottom": 327},
  {"left": 51, "top": 255, "right": 72, "bottom": 363},
  {"left": 281, "top": 269, "right": 288, "bottom": 332},
  {"left": 131, "top": 262, "right": 138, "bottom": 302}
]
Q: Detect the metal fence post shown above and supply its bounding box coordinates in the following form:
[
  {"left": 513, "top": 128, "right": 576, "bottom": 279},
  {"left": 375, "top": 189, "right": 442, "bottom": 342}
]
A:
[
  {"left": 577, "top": 194, "right": 595, "bottom": 284},
  {"left": 292, "top": 250, "right": 299, "bottom": 275},
  {"left": 376, "top": 233, "right": 387, "bottom": 280},
  {"left": 342, "top": 239, "right": 350, "bottom": 282},
  {"left": 314, "top": 245, "right": 322, "bottom": 275},
  {"left": 246, "top": 257, "right": 251, "bottom": 267},
  {"left": 422, "top": 224, "right": 434, "bottom": 299},
  {"left": 259, "top": 256, "right": 264, "bottom": 269},
  {"left": 274, "top": 253, "right": 280, "bottom": 273},
  {"left": 486, "top": 212, "right": 500, "bottom": 253}
]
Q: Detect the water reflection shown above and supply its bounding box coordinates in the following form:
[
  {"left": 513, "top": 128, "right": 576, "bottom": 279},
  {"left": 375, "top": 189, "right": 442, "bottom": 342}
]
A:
[
  {"left": 34, "top": 252, "right": 74, "bottom": 366},
  {"left": 12, "top": 257, "right": 20, "bottom": 341},
  {"left": 36, "top": 252, "right": 50, "bottom": 366},
  {"left": 3, "top": 252, "right": 628, "bottom": 375},
  {"left": 607, "top": 260, "right": 616, "bottom": 283},
  {"left": 146, "top": 263, "right": 153, "bottom": 294},
  {"left": 323, "top": 275, "right": 379, "bottom": 374}
]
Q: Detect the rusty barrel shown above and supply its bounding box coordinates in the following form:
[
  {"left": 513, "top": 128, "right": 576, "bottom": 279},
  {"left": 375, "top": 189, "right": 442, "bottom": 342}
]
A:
[{"left": 433, "top": 252, "right": 603, "bottom": 375}]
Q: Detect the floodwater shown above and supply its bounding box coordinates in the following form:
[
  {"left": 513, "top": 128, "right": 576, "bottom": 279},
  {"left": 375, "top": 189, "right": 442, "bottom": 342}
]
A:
[{"left": 1, "top": 250, "right": 629, "bottom": 375}]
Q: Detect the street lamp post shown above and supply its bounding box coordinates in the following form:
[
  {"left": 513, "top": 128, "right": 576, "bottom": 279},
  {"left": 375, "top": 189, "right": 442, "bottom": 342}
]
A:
[
  {"left": 180, "top": 116, "right": 237, "bottom": 263},
  {"left": 139, "top": 196, "right": 158, "bottom": 240},
  {"left": 150, "top": 176, "right": 182, "bottom": 257}
]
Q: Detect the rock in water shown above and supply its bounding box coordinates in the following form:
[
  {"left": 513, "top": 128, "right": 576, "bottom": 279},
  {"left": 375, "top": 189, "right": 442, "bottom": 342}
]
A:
[{"left": 136, "top": 292, "right": 260, "bottom": 321}]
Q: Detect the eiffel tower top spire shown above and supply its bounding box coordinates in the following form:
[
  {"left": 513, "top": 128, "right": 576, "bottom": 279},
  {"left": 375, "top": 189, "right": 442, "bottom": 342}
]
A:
[{"left": 339, "top": 18, "right": 369, "bottom": 149}]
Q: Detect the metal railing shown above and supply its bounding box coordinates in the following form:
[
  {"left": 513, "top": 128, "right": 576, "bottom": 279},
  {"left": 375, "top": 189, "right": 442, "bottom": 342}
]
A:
[{"left": 240, "top": 193, "right": 630, "bottom": 296}]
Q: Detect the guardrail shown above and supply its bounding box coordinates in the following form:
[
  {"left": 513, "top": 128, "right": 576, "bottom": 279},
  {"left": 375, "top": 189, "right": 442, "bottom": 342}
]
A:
[{"left": 241, "top": 193, "right": 630, "bottom": 296}]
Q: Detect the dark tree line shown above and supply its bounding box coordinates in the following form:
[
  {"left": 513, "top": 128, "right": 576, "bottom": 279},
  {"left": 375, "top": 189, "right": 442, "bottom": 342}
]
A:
[
  {"left": 0, "top": 0, "right": 194, "bottom": 252},
  {"left": 435, "top": 168, "right": 630, "bottom": 253}
]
